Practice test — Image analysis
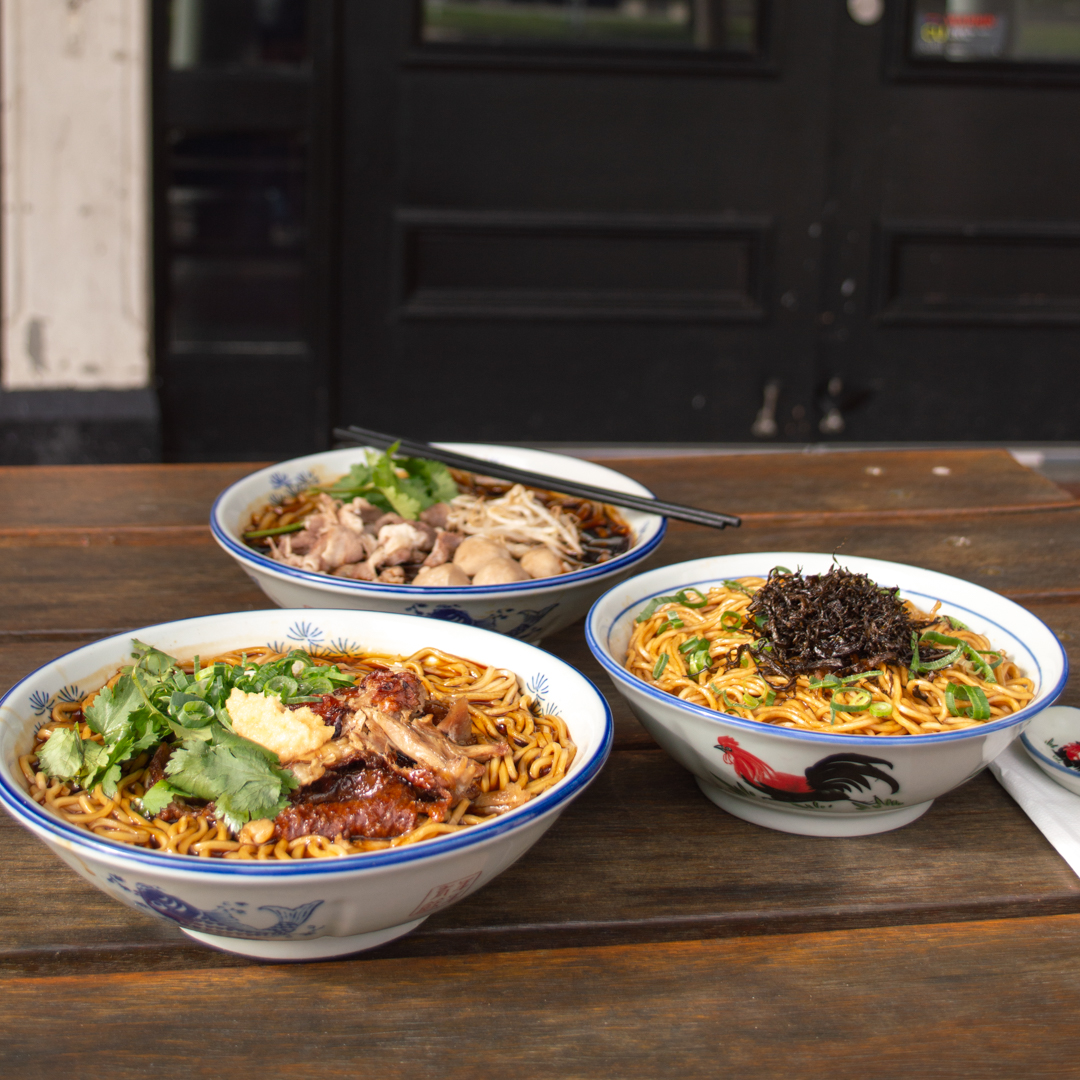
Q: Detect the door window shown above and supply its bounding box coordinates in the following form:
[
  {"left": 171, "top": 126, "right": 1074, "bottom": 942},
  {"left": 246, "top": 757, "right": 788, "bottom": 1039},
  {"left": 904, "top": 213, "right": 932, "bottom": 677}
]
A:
[
  {"left": 420, "top": 0, "right": 759, "bottom": 54},
  {"left": 911, "top": 1, "right": 1080, "bottom": 62}
]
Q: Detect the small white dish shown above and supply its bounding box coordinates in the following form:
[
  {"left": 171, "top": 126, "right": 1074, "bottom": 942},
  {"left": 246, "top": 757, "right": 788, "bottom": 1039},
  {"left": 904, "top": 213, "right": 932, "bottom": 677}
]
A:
[
  {"left": 0, "top": 609, "right": 612, "bottom": 960},
  {"left": 587, "top": 552, "right": 1069, "bottom": 837},
  {"left": 1021, "top": 706, "right": 1080, "bottom": 796},
  {"left": 211, "top": 444, "right": 666, "bottom": 642}
]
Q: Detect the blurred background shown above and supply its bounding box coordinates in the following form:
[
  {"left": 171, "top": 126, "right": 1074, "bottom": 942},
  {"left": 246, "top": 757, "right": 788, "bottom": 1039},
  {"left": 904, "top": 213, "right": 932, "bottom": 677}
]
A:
[{"left": 2, "top": 0, "right": 1079, "bottom": 467}]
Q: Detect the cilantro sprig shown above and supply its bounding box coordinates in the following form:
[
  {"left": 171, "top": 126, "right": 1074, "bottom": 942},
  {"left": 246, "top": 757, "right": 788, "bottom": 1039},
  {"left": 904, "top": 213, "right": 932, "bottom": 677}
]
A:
[
  {"left": 321, "top": 443, "right": 459, "bottom": 521},
  {"left": 34, "top": 642, "right": 355, "bottom": 834}
]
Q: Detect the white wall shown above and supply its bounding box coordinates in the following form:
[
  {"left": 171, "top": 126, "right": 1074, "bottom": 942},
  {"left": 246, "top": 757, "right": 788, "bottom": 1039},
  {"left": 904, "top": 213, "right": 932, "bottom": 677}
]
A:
[{"left": 1, "top": 0, "right": 150, "bottom": 390}]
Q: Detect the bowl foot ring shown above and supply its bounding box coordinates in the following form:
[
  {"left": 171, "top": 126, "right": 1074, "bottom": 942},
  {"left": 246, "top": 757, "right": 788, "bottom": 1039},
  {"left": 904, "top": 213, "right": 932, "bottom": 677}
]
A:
[
  {"left": 695, "top": 777, "right": 933, "bottom": 837},
  {"left": 181, "top": 916, "right": 428, "bottom": 961}
]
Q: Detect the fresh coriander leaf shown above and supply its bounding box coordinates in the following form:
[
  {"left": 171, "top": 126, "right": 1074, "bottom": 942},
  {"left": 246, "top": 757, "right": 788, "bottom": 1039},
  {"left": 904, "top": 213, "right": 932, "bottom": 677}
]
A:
[
  {"left": 406, "top": 457, "right": 459, "bottom": 505},
  {"left": 36, "top": 727, "right": 85, "bottom": 781},
  {"left": 84, "top": 676, "right": 146, "bottom": 739},
  {"left": 131, "top": 640, "right": 177, "bottom": 677},
  {"left": 165, "top": 729, "right": 298, "bottom": 830},
  {"left": 141, "top": 779, "right": 183, "bottom": 818}
]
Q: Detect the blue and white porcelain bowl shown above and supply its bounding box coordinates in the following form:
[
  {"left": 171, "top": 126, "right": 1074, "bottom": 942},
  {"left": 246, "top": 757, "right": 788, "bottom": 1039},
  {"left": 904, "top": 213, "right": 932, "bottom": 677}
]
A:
[
  {"left": 211, "top": 445, "right": 666, "bottom": 643},
  {"left": 1020, "top": 706, "right": 1080, "bottom": 796},
  {"left": 587, "top": 552, "right": 1068, "bottom": 838},
  {"left": 0, "top": 609, "right": 612, "bottom": 960}
]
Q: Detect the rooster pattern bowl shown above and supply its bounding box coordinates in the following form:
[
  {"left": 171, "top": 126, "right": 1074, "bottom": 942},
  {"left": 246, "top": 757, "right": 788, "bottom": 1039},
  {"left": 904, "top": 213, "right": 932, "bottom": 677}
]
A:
[
  {"left": 211, "top": 445, "right": 666, "bottom": 643},
  {"left": 586, "top": 553, "right": 1068, "bottom": 837},
  {"left": 0, "top": 609, "right": 612, "bottom": 960}
]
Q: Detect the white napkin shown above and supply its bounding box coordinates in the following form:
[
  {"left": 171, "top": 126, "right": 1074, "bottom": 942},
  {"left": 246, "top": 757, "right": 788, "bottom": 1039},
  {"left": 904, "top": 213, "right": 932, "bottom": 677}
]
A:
[{"left": 990, "top": 734, "right": 1080, "bottom": 878}]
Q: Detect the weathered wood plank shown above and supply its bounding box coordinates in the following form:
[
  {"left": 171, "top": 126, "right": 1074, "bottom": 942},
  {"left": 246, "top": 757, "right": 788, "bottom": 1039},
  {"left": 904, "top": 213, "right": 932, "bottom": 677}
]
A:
[
  {"left": 610, "top": 447, "right": 1074, "bottom": 513},
  {"left": 2, "top": 752, "right": 1077, "bottom": 975},
  {"left": 3, "top": 913, "right": 1080, "bottom": 1078},
  {"left": 638, "top": 507, "right": 1080, "bottom": 599},
  {"left": 0, "top": 462, "right": 262, "bottom": 529},
  {"left": 0, "top": 450, "right": 1069, "bottom": 536}
]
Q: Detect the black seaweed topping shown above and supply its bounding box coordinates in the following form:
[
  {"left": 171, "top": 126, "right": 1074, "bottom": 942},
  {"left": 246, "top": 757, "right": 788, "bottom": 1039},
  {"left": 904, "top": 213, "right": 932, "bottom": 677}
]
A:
[{"left": 739, "top": 567, "right": 945, "bottom": 681}]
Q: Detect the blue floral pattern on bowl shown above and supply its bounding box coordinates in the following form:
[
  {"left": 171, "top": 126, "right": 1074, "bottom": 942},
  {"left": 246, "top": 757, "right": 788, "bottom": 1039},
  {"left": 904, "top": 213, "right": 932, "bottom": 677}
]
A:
[
  {"left": 29, "top": 684, "right": 82, "bottom": 718},
  {"left": 268, "top": 470, "right": 318, "bottom": 505},
  {"left": 403, "top": 601, "right": 559, "bottom": 643},
  {"left": 106, "top": 873, "right": 324, "bottom": 940},
  {"left": 526, "top": 674, "right": 562, "bottom": 717}
]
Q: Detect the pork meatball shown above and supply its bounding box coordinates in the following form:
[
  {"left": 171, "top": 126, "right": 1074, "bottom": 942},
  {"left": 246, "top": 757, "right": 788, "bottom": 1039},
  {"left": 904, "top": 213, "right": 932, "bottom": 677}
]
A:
[
  {"left": 453, "top": 535, "right": 512, "bottom": 577},
  {"left": 412, "top": 562, "right": 471, "bottom": 587},
  {"left": 471, "top": 557, "right": 530, "bottom": 585},
  {"left": 519, "top": 546, "right": 566, "bottom": 580}
]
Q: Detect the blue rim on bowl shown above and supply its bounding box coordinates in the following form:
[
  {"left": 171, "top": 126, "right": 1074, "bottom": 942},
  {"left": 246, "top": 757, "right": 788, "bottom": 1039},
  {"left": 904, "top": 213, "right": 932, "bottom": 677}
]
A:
[
  {"left": 0, "top": 612, "right": 614, "bottom": 878},
  {"left": 1020, "top": 726, "right": 1080, "bottom": 784},
  {"left": 586, "top": 561, "right": 1069, "bottom": 748},
  {"left": 210, "top": 444, "right": 667, "bottom": 600}
]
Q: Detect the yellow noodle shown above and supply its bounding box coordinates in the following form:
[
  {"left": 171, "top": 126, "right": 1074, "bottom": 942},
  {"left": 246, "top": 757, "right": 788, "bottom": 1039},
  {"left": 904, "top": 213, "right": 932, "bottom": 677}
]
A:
[
  {"left": 626, "top": 577, "right": 1035, "bottom": 737},
  {"left": 24, "top": 644, "right": 575, "bottom": 860}
]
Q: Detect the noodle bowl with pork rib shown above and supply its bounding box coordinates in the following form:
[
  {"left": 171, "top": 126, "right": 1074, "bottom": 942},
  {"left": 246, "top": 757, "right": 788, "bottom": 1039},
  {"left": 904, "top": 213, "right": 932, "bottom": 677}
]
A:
[{"left": 21, "top": 642, "right": 575, "bottom": 860}]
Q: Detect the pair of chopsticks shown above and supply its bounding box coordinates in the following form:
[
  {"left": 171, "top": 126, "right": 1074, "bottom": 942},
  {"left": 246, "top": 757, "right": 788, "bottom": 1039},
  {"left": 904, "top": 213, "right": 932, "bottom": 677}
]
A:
[{"left": 332, "top": 425, "right": 741, "bottom": 530}]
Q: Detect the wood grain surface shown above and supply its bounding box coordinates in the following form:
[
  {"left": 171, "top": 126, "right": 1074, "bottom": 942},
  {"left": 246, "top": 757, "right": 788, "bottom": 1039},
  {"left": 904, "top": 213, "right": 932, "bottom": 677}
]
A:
[
  {"left": 4, "top": 913, "right": 1080, "bottom": 1080},
  {"left": 1, "top": 448, "right": 1077, "bottom": 1076}
]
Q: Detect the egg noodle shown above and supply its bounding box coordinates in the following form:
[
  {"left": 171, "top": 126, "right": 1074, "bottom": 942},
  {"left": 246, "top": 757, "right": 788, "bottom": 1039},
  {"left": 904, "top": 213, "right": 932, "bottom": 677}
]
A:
[
  {"left": 626, "top": 577, "right": 1035, "bottom": 735},
  {"left": 20, "top": 647, "right": 575, "bottom": 859}
]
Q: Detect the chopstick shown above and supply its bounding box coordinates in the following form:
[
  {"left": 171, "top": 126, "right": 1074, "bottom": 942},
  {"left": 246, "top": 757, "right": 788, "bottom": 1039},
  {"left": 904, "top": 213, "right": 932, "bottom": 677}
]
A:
[{"left": 332, "top": 425, "right": 741, "bottom": 530}]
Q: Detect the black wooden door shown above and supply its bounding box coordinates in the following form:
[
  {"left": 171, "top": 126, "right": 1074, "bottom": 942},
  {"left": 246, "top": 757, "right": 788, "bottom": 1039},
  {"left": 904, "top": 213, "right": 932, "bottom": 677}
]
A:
[
  {"left": 816, "top": 1, "right": 1080, "bottom": 441},
  {"left": 336, "top": 0, "right": 1080, "bottom": 445},
  {"left": 339, "top": 1, "right": 838, "bottom": 443}
]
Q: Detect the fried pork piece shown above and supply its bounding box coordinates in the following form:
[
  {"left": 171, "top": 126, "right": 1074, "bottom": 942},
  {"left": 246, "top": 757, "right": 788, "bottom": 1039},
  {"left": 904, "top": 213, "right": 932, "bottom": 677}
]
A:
[
  {"left": 278, "top": 669, "right": 509, "bottom": 841},
  {"left": 273, "top": 761, "right": 446, "bottom": 842}
]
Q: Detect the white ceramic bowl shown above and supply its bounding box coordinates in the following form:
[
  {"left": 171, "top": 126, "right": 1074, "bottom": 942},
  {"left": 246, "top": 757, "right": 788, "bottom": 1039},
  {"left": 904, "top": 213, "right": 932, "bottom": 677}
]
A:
[
  {"left": 1020, "top": 706, "right": 1080, "bottom": 796},
  {"left": 587, "top": 552, "right": 1069, "bottom": 837},
  {"left": 0, "top": 609, "right": 612, "bottom": 960},
  {"left": 211, "top": 445, "right": 666, "bottom": 643}
]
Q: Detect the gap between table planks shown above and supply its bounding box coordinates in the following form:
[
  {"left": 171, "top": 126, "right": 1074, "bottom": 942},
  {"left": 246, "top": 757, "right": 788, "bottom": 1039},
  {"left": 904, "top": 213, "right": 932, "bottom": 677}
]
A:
[{"left": 4, "top": 913, "right": 1080, "bottom": 1079}]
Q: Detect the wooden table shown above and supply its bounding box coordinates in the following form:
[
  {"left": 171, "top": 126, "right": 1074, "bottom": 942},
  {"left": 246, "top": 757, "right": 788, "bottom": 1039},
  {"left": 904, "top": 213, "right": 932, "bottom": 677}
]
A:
[{"left": 2, "top": 448, "right": 1079, "bottom": 1078}]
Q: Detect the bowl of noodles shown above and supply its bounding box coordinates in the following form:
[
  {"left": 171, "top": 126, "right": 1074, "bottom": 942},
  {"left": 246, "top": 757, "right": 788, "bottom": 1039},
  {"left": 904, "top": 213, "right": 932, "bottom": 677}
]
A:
[
  {"left": 211, "top": 444, "right": 666, "bottom": 643},
  {"left": 586, "top": 552, "right": 1068, "bottom": 837},
  {"left": 0, "top": 608, "right": 612, "bottom": 960}
]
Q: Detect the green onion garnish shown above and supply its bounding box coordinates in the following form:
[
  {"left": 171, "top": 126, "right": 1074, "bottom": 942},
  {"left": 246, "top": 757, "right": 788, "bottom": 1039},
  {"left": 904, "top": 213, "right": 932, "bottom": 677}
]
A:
[
  {"left": 679, "top": 637, "right": 708, "bottom": 654},
  {"left": 687, "top": 647, "right": 712, "bottom": 677},
  {"left": 652, "top": 654, "right": 669, "bottom": 679},
  {"left": 946, "top": 683, "right": 991, "bottom": 720},
  {"left": 243, "top": 522, "right": 306, "bottom": 540},
  {"left": 830, "top": 688, "right": 873, "bottom": 722},
  {"left": 636, "top": 589, "right": 709, "bottom": 623},
  {"left": 869, "top": 701, "right": 893, "bottom": 718},
  {"left": 917, "top": 631, "right": 996, "bottom": 684},
  {"left": 720, "top": 611, "right": 743, "bottom": 631}
]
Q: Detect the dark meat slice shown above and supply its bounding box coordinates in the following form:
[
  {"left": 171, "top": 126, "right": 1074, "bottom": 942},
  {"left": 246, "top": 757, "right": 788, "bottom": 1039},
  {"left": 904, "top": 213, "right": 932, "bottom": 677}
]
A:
[
  {"left": 274, "top": 763, "right": 450, "bottom": 841},
  {"left": 356, "top": 669, "right": 429, "bottom": 718},
  {"left": 365, "top": 711, "right": 483, "bottom": 799},
  {"left": 420, "top": 502, "right": 451, "bottom": 529},
  {"left": 422, "top": 529, "right": 462, "bottom": 568},
  {"left": 142, "top": 742, "right": 171, "bottom": 790}
]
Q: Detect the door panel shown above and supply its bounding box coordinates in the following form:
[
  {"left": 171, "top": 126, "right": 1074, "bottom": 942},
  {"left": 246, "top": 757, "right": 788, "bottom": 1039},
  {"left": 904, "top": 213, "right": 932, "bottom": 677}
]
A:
[
  {"left": 340, "top": 0, "right": 832, "bottom": 443},
  {"left": 815, "top": 2, "right": 1080, "bottom": 440}
]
